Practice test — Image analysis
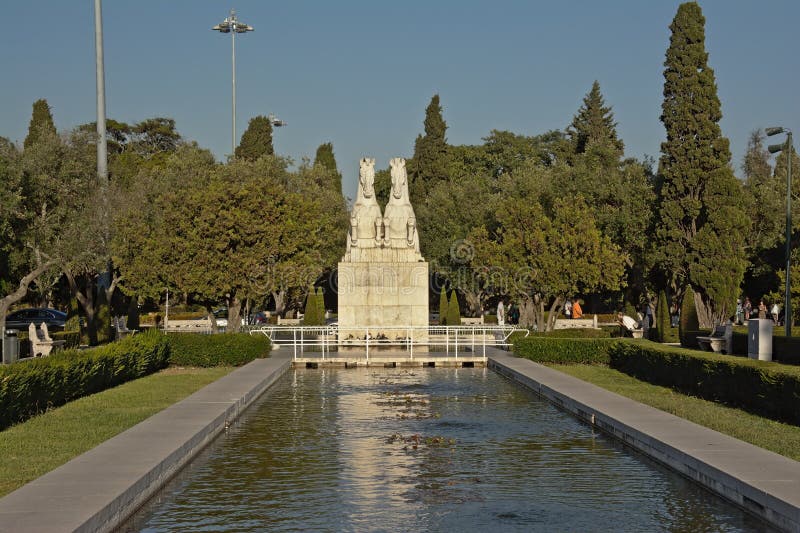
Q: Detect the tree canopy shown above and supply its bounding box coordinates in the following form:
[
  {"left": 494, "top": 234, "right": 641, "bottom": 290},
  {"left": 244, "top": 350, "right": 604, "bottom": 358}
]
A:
[{"left": 235, "top": 115, "right": 274, "bottom": 161}]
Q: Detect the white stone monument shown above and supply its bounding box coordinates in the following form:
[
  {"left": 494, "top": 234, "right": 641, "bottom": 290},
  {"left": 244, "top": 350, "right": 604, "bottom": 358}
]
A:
[{"left": 338, "top": 157, "right": 429, "bottom": 341}]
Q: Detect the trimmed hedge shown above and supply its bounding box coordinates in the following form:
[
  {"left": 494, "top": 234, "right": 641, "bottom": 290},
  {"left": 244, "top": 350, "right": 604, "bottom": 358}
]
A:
[
  {"left": 0, "top": 331, "right": 169, "bottom": 430},
  {"left": 513, "top": 337, "right": 620, "bottom": 365},
  {"left": 609, "top": 341, "right": 800, "bottom": 425},
  {"left": 166, "top": 333, "right": 271, "bottom": 367},
  {"left": 529, "top": 328, "right": 611, "bottom": 339}
]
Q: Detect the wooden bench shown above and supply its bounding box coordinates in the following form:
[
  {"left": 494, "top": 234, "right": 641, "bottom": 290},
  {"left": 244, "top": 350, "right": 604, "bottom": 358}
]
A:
[
  {"left": 164, "top": 317, "right": 213, "bottom": 333},
  {"left": 28, "top": 322, "right": 66, "bottom": 357},
  {"left": 697, "top": 324, "right": 733, "bottom": 354}
]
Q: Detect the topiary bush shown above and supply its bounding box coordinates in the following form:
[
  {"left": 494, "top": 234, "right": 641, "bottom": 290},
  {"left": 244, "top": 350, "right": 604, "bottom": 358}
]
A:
[
  {"left": 608, "top": 340, "right": 800, "bottom": 425},
  {"left": 653, "top": 290, "right": 669, "bottom": 343},
  {"left": 679, "top": 286, "right": 700, "bottom": 347},
  {"left": 513, "top": 337, "right": 620, "bottom": 365},
  {"left": 303, "top": 287, "right": 321, "bottom": 326},
  {"left": 438, "top": 286, "right": 448, "bottom": 325},
  {"left": 447, "top": 290, "right": 461, "bottom": 327},
  {"left": 166, "top": 333, "right": 271, "bottom": 367},
  {"left": 0, "top": 331, "right": 170, "bottom": 430}
]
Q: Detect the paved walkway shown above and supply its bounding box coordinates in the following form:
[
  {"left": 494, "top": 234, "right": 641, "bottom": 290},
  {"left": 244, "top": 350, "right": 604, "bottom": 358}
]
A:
[
  {"left": 487, "top": 349, "right": 800, "bottom": 533},
  {"left": 0, "top": 353, "right": 292, "bottom": 533}
]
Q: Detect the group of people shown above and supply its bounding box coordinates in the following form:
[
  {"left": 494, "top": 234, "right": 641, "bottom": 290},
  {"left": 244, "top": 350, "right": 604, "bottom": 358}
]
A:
[
  {"left": 495, "top": 300, "right": 520, "bottom": 325},
  {"left": 736, "top": 297, "right": 782, "bottom": 325},
  {"left": 563, "top": 298, "right": 584, "bottom": 320}
]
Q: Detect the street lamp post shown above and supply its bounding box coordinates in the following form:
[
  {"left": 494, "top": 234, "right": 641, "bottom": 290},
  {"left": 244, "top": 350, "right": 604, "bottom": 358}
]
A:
[
  {"left": 766, "top": 126, "right": 794, "bottom": 336},
  {"left": 212, "top": 9, "right": 253, "bottom": 159}
]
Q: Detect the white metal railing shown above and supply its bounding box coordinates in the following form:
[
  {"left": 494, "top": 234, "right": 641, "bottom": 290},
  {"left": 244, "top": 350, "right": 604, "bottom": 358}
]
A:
[{"left": 247, "top": 325, "right": 528, "bottom": 361}]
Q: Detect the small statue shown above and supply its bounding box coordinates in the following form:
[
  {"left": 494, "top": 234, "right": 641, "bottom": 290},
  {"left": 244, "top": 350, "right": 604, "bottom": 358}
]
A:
[
  {"left": 382, "top": 157, "right": 420, "bottom": 253},
  {"left": 346, "top": 158, "right": 383, "bottom": 253}
]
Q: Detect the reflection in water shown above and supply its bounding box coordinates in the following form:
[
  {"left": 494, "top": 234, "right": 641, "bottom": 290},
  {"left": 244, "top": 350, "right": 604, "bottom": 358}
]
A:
[{"left": 127, "top": 368, "right": 768, "bottom": 532}]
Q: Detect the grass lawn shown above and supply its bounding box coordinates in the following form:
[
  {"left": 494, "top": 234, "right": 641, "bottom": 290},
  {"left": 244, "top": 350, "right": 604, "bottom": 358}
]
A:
[
  {"left": 553, "top": 364, "right": 800, "bottom": 462},
  {"left": 0, "top": 366, "right": 232, "bottom": 498}
]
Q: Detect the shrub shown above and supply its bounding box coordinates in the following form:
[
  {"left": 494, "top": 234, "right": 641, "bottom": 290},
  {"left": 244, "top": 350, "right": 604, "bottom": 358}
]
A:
[
  {"left": 653, "top": 291, "right": 669, "bottom": 343},
  {"left": 95, "top": 289, "right": 112, "bottom": 344},
  {"left": 447, "top": 290, "right": 461, "bottom": 327},
  {"left": 0, "top": 331, "right": 169, "bottom": 430},
  {"left": 316, "top": 287, "right": 325, "bottom": 322},
  {"left": 679, "top": 286, "right": 700, "bottom": 347},
  {"left": 51, "top": 330, "right": 81, "bottom": 349},
  {"left": 608, "top": 341, "right": 800, "bottom": 425},
  {"left": 166, "top": 333, "right": 271, "bottom": 367},
  {"left": 529, "top": 328, "right": 611, "bottom": 339},
  {"left": 513, "top": 337, "right": 620, "bottom": 365},
  {"left": 438, "top": 286, "right": 448, "bottom": 325}
]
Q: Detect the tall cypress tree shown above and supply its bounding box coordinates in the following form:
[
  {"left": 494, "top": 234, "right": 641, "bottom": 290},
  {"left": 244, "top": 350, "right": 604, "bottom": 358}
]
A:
[
  {"left": 438, "top": 286, "right": 448, "bottom": 325},
  {"left": 654, "top": 2, "right": 748, "bottom": 326},
  {"left": 314, "top": 142, "right": 343, "bottom": 193},
  {"left": 24, "top": 99, "right": 57, "bottom": 149},
  {"left": 235, "top": 115, "right": 274, "bottom": 161},
  {"left": 410, "top": 94, "right": 449, "bottom": 199},
  {"left": 568, "top": 81, "right": 624, "bottom": 157}
]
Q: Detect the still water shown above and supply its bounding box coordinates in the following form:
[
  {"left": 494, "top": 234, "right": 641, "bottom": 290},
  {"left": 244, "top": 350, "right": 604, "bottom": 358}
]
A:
[{"left": 126, "top": 367, "right": 767, "bottom": 532}]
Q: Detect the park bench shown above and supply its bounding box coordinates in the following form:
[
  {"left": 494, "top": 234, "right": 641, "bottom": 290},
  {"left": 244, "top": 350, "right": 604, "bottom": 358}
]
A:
[
  {"left": 28, "top": 322, "right": 66, "bottom": 357},
  {"left": 460, "top": 316, "right": 485, "bottom": 325},
  {"left": 697, "top": 323, "right": 733, "bottom": 354},
  {"left": 553, "top": 315, "right": 599, "bottom": 330},
  {"left": 277, "top": 317, "right": 301, "bottom": 325},
  {"left": 164, "top": 317, "right": 213, "bottom": 333},
  {"left": 114, "top": 316, "right": 138, "bottom": 339}
]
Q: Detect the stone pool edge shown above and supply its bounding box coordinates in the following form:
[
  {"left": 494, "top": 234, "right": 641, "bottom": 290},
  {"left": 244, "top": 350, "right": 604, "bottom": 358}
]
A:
[
  {"left": 487, "top": 349, "right": 800, "bottom": 533},
  {"left": 0, "top": 353, "right": 292, "bottom": 533}
]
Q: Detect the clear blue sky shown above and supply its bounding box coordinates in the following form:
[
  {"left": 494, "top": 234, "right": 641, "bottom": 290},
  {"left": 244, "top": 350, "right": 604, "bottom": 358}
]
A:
[{"left": 0, "top": 1, "right": 797, "bottom": 198}]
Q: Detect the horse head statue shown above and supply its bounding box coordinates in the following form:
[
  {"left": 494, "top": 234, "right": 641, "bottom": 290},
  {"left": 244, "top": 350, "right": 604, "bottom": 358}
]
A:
[
  {"left": 389, "top": 157, "right": 409, "bottom": 203},
  {"left": 358, "top": 157, "right": 376, "bottom": 202}
]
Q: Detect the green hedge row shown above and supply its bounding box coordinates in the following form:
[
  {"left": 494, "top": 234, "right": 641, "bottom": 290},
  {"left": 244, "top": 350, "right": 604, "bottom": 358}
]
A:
[
  {"left": 0, "top": 331, "right": 170, "bottom": 430},
  {"left": 609, "top": 341, "right": 800, "bottom": 425},
  {"left": 513, "top": 337, "right": 620, "bottom": 365},
  {"left": 529, "top": 328, "right": 612, "bottom": 339},
  {"left": 166, "top": 333, "right": 271, "bottom": 367}
]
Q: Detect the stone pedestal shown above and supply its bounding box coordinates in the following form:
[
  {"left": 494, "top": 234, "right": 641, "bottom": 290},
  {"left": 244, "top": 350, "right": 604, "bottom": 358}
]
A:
[
  {"left": 338, "top": 259, "right": 428, "bottom": 341},
  {"left": 748, "top": 319, "right": 773, "bottom": 361}
]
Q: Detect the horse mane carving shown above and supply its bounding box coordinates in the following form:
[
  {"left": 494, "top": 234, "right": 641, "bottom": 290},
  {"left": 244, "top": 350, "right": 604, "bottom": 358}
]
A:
[{"left": 383, "top": 157, "right": 420, "bottom": 253}]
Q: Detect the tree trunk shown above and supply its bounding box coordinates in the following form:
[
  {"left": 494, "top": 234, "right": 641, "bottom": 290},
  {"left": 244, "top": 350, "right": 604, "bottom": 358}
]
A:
[
  {"left": 463, "top": 288, "right": 484, "bottom": 317},
  {"left": 546, "top": 295, "right": 564, "bottom": 332},
  {"left": 518, "top": 296, "right": 536, "bottom": 328},
  {"left": 65, "top": 270, "right": 99, "bottom": 346},
  {"left": 272, "top": 290, "right": 287, "bottom": 317},
  {"left": 0, "top": 260, "right": 57, "bottom": 335}
]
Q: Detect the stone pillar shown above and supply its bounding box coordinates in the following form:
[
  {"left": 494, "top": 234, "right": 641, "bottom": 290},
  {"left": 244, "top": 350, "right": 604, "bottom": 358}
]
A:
[{"left": 747, "top": 319, "right": 772, "bottom": 361}]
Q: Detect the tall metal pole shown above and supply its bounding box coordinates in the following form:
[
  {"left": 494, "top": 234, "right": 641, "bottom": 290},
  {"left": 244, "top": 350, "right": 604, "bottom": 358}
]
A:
[
  {"left": 786, "top": 131, "right": 793, "bottom": 337},
  {"left": 94, "top": 0, "right": 107, "bottom": 181},
  {"left": 231, "top": 26, "right": 236, "bottom": 158}
]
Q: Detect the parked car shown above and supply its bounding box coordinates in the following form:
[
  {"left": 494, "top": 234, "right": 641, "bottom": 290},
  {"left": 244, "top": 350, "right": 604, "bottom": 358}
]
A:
[{"left": 5, "top": 308, "right": 67, "bottom": 331}]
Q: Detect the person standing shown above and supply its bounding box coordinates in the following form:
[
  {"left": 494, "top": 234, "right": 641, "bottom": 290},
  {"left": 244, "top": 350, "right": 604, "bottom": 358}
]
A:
[
  {"left": 735, "top": 299, "right": 743, "bottom": 325},
  {"left": 758, "top": 299, "right": 767, "bottom": 319},
  {"left": 771, "top": 302, "right": 780, "bottom": 325},
  {"left": 497, "top": 300, "right": 505, "bottom": 326},
  {"left": 572, "top": 298, "right": 583, "bottom": 319},
  {"left": 744, "top": 297, "right": 752, "bottom": 321},
  {"left": 564, "top": 299, "right": 572, "bottom": 320}
]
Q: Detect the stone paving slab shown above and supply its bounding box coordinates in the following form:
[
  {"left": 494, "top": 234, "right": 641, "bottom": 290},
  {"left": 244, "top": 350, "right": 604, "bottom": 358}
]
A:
[
  {"left": 487, "top": 349, "right": 800, "bottom": 532},
  {"left": 0, "top": 353, "right": 291, "bottom": 533}
]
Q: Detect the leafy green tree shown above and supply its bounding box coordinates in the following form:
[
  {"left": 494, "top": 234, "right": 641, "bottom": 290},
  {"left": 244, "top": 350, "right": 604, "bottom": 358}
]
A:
[
  {"left": 447, "top": 290, "right": 461, "bottom": 326},
  {"left": 470, "top": 168, "right": 626, "bottom": 331},
  {"left": 23, "top": 99, "right": 57, "bottom": 149},
  {"left": 654, "top": 2, "right": 748, "bottom": 327},
  {"left": 314, "top": 142, "right": 342, "bottom": 193},
  {"left": 409, "top": 94, "right": 449, "bottom": 199},
  {"left": 679, "top": 285, "right": 700, "bottom": 346},
  {"left": 567, "top": 81, "right": 624, "bottom": 158},
  {"left": 235, "top": 115, "right": 274, "bottom": 161},
  {"left": 654, "top": 290, "right": 669, "bottom": 343},
  {"left": 438, "top": 286, "right": 448, "bottom": 325}
]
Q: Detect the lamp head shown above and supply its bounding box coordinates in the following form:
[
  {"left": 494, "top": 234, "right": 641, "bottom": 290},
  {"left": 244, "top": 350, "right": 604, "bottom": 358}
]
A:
[
  {"left": 768, "top": 143, "right": 785, "bottom": 154},
  {"left": 766, "top": 126, "right": 786, "bottom": 137}
]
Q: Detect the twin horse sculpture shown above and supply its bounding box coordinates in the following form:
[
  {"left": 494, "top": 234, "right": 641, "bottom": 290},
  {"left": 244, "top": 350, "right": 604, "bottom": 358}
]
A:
[{"left": 346, "top": 157, "right": 421, "bottom": 257}]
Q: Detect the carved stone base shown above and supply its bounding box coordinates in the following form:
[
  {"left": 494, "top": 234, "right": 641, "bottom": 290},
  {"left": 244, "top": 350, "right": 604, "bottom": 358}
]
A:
[{"left": 337, "top": 261, "right": 429, "bottom": 341}]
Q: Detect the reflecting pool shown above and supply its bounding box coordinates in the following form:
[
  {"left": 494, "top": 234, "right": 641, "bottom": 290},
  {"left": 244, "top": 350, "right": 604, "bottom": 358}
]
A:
[{"left": 126, "top": 367, "right": 768, "bottom": 532}]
